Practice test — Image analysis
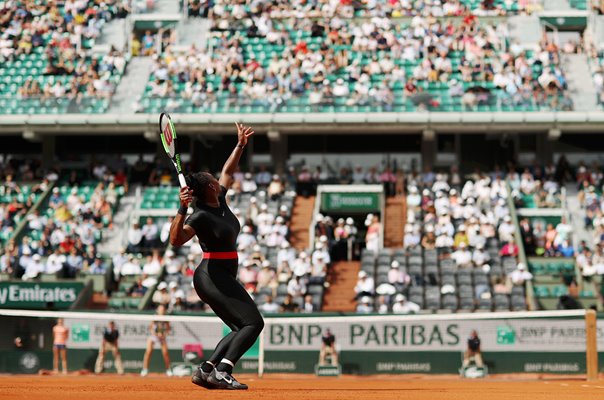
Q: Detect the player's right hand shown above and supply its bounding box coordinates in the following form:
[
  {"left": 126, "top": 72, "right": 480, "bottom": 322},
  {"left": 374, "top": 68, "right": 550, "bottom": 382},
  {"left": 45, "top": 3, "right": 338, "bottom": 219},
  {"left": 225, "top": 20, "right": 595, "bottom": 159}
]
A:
[{"left": 179, "top": 186, "right": 193, "bottom": 207}]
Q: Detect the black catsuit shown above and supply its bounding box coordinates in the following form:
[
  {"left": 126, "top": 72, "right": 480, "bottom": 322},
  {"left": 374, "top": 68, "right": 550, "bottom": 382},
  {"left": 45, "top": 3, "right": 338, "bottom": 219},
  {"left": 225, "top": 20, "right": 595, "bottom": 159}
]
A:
[{"left": 186, "top": 186, "right": 264, "bottom": 365}]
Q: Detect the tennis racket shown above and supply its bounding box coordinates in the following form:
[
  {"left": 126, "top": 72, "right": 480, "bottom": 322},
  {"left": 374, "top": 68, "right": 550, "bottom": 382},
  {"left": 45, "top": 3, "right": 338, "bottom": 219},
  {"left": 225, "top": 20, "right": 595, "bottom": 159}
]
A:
[{"left": 159, "top": 112, "right": 187, "bottom": 188}]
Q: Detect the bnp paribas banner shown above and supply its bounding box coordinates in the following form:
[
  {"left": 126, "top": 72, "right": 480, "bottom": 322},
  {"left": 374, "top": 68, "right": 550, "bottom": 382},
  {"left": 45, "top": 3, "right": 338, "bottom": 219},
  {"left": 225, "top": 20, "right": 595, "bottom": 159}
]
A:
[
  {"left": 264, "top": 315, "right": 604, "bottom": 352},
  {"left": 0, "top": 282, "right": 83, "bottom": 309}
]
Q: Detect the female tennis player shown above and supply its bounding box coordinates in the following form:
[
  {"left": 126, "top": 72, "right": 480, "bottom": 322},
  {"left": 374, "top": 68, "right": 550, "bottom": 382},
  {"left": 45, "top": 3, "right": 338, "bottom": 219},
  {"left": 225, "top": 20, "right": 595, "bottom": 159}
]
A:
[{"left": 169, "top": 122, "right": 262, "bottom": 390}]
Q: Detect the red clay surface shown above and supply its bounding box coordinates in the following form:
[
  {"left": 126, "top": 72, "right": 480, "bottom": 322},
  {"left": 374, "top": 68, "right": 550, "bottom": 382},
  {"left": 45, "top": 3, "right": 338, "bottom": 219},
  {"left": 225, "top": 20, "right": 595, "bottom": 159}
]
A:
[{"left": 1, "top": 374, "right": 603, "bottom": 400}]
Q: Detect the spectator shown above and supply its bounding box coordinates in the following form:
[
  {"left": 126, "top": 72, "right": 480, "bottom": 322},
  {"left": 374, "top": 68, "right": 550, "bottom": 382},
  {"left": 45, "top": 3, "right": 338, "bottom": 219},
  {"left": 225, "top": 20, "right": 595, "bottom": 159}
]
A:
[
  {"left": 280, "top": 294, "right": 299, "bottom": 312},
  {"left": 260, "top": 295, "right": 280, "bottom": 313},
  {"left": 287, "top": 275, "right": 306, "bottom": 297},
  {"left": 392, "top": 294, "right": 420, "bottom": 314},
  {"left": 152, "top": 282, "right": 171, "bottom": 306},
  {"left": 128, "top": 277, "right": 148, "bottom": 298},
  {"left": 127, "top": 221, "right": 143, "bottom": 253},
  {"left": 354, "top": 271, "right": 375, "bottom": 299},
  {"left": 301, "top": 294, "right": 315, "bottom": 313},
  {"left": 510, "top": 263, "right": 533, "bottom": 286},
  {"left": 356, "top": 296, "right": 374, "bottom": 313}
]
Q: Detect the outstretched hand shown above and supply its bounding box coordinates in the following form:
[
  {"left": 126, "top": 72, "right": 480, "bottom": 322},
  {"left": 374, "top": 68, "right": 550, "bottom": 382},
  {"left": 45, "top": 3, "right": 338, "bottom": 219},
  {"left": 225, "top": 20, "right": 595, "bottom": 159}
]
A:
[{"left": 235, "top": 122, "right": 254, "bottom": 147}]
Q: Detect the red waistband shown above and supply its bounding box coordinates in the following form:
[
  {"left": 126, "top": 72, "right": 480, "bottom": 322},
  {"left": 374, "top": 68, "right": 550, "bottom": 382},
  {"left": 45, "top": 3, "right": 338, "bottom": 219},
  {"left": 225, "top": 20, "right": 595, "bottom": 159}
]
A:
[{"left": 203, "top": 251, "right": 238, "bottom": 260}]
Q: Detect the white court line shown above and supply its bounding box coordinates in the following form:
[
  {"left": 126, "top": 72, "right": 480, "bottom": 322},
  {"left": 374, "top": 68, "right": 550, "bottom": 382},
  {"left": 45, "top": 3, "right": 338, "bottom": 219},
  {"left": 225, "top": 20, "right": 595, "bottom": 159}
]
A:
[{"left": 581, "top": 385, "right": 590, "bottom": 388}]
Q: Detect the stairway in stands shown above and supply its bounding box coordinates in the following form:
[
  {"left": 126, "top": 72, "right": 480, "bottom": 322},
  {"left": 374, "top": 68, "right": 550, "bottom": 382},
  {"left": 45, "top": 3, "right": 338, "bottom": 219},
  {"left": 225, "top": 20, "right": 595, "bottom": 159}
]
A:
[
  {"left": 384, "top": 195, "right": 406, "bottom": 248},
  {"left": 322, "top": 261, "right": 360, "bottom": 312},
  {"left": 289, "top": 196, "right": 315, "bottom": 250}
]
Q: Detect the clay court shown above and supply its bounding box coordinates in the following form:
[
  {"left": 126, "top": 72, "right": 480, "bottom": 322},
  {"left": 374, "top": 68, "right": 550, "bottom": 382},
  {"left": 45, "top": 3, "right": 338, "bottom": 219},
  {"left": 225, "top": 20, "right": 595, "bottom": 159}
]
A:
[{"left": 1, "top": 374, "right": 603, "bottom": 400}]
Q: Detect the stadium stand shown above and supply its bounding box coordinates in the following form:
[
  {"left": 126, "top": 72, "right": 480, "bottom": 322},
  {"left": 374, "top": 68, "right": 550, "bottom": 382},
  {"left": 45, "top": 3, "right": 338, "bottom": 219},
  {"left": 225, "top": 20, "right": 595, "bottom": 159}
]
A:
[
  {"left": 136, "top": 1, "right": 570, "bottom": 114},
  {"left": 0, "top": 0, "right": 130, "bottom": 114},
  {"left": 352, "top": 172, "right": 528, "bottom": 313}
]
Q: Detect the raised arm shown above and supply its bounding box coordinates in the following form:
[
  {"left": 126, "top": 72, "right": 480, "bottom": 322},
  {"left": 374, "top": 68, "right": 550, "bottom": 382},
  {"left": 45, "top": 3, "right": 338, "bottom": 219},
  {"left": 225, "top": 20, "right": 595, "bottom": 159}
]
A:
[
  {"left": 219, "top": 122, "right": 254, "bottom": 188},
  {"left": 169, "top": 187, "right": 196, "bottom": 247}
]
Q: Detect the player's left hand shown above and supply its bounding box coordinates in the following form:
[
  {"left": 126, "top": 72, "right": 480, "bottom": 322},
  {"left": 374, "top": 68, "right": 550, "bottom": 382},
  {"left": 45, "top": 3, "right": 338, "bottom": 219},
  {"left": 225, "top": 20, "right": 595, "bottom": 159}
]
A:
[{"left": 235, "top": 122, "right": 254, "bottom": 147}]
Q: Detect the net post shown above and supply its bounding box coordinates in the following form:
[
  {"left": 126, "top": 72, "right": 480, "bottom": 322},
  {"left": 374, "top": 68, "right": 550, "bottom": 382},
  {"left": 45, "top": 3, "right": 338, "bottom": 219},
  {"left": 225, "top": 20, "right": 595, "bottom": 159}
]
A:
[
  {"left": 258, "top": 324, "right": 265, "bottom": 378},
  {"left": 585, "top": 309, "right": 598, "bottom": 381}
]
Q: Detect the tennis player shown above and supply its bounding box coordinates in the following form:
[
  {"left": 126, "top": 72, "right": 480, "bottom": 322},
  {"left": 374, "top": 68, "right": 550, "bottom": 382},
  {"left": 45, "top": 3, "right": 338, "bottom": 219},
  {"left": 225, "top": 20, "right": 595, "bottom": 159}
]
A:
[{"left": 169, "top": 122, "right": 263, "bottom": 390}]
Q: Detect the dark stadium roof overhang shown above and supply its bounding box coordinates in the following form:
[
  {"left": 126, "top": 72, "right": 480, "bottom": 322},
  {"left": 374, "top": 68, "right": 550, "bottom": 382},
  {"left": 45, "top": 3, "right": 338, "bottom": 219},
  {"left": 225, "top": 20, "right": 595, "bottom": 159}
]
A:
[{"left": 2, "top": 112, "right": 604, "bottom": 136}]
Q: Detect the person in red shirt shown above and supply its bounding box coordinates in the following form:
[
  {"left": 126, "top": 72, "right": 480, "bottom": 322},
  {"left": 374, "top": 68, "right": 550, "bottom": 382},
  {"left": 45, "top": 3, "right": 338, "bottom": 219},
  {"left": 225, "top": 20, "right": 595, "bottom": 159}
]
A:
[{"left": 499, "top": 241, "right": 519, "bottom": 257}]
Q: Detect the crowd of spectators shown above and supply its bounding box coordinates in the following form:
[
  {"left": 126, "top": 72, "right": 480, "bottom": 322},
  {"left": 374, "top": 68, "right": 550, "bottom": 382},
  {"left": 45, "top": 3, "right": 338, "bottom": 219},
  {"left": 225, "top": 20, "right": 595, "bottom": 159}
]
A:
[
  {"left": 0, "top": 1, "right": 129, "bottom": 105},
  {"left": 355, "top": 168, "right": 533, "bottom": 313},
  {"left": 138, "top": 0, "right": 570, "bottom": 113},
  {"left": 0, "top": 158, "right": 127, "bottom": 281}
]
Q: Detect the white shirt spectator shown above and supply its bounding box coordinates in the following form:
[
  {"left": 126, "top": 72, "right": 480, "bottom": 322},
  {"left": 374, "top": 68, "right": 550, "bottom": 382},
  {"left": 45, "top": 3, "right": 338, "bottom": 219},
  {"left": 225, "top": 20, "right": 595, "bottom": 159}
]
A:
[
  {"left": 143, "top": 257, "right": 161, "bottom": 275},
  {"left": 311, "top": 245, "right": 331, "bottom": 265},
  {"left": 128, "top": 225, "right": 143, "bottom": 246},
  {"left": 498, "top": 220, "right": 515, "bottom": 243},
  {"left": 452, "top": 247, "right": 472, "bottom": 267},
  {"left": 120, "top": 259, "right": 142, "bottom": 276},
  {"left": 23, "top": 255, "right": 44, "bottom": 279},
  {"left": 141, "top": 221, "right": 158, "bottom": 241},
  {"left": 510, "top": 267, "right": 533, "bottom": 285},
  {"left": 292, "top": 254, "right": 311, "bottom": 277},
  {"left": 472, "top": 248, "right": 490, "bottom": 266},
  {"left": 287, "top": 277, "right": 306, "bottom": 297},
  {"left": 260, "top": 300, "right": 280, "bottom": 313},
  {"left": 46, "top": 252, "right": 66, "bottom": 274},
  {"left": 392, "top": 298, "right": 421, "bottom": 314},
  {"left": 354, "top": 273, "right": 375, "bottom": 295},
  {"left": 160, "top": 220, "right": 172, "bottom": 243}
]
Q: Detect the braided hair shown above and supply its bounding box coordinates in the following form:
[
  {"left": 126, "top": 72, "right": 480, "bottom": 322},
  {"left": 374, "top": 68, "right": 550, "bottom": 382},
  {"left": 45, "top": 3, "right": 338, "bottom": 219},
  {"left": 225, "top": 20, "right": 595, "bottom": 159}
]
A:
[{"left": 185, "top": 172, "right": 214, "bottom": 207}]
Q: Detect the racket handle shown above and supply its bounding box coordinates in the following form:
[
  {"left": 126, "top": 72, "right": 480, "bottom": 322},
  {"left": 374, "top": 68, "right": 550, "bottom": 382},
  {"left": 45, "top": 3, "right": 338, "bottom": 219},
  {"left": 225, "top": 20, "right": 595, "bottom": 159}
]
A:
[{"left": 178, "top": 174, "right": 187, "bottom": 188}]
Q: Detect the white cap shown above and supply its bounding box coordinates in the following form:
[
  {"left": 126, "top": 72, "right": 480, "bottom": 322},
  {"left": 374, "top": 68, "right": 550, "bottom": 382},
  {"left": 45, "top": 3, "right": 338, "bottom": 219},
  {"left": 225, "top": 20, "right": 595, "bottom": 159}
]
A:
[
  {"left": 242, "top": 225, "right": 252, "bottom": 233},
  {"left": 458, "top": 224, "right": 466, "bottom": 231},
  {"left": 157, "top": 282, "right": 168, "bottom": 290},
  {"left": 253, "top": 244, "right": 261, "bottom": 252},
  {"left": 260, "top": 204, "right": 268, "bottom": 211},
  {"left": 395, "top": 294, "right": 406, "bottom": 302},
  {"left": 361, "top": 296, "right": 372, "bottom": 304},
  {"left": 358, "top": 271, "right": 368, "bottom": 278},
  {"left": 319, "top": 235, "right": 328, "bottom": 243},
  {"left": 262, "top": 260, "right": 271, "bottom": 268},
  {"left": 482, "top": 264, "right": 491, "bottom": 273},
  {"left": 165, "top": 249, "right": 174, "bottom": 257},
  {"left": 346, "top": 217, "right": 354, "bottom": 225},
  {"left": 168, "top": 281, "right": 178, "bottom": 289},
  {"left": 504, "top": 215, "right": 512, "bottom": 222},
  {"left": 33, "top": 254, "right": 41, "bottom": 260},
  {"left": 441, "top": 284, "right": 455, "bottom": 294},
  {"left": 391, "top": 260, "right": 400, "bottom": 268},
  {"left": 280, "top": 241, "right": 290, "bottom": 248},
  {"left": 517, "top": 263, "right": 526, "bottom": 271}
]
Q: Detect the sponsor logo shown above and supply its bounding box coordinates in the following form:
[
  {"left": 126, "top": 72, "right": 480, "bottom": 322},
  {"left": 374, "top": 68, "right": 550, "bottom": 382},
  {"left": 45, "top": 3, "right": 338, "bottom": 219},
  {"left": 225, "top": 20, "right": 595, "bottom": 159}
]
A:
[
  {"left": 0, "top": 285, "right": 77, "bottom": 304},
  {"left": 163, "top": 124, "right": 173, "bottom": 146},
  {"left": 496, "top": 326, "right": 516, "bottom": 345},
  {"left": 71, "top": 323, "right": 90, "bottom": 343}
]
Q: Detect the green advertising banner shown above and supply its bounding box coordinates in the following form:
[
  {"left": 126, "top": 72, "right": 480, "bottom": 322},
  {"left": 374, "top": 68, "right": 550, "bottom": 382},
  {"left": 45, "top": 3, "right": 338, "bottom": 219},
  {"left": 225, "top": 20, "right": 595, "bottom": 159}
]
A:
[
  {"left": 321, "top": 192, "right": 380, "bottom": 213},
  {"left": 0, "top": 282, "right": 84, "bottom": 309}
]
